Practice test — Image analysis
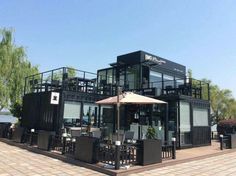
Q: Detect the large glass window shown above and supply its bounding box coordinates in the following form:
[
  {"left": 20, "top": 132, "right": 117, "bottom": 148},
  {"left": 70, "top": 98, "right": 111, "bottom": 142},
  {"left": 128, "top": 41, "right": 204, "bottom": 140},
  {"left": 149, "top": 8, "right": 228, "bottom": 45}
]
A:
[
  {"left": 98, "top": 70, "right": 106, "bottom": 85},
  {"left": 163, "top": 74, "right": 174, "bottom": 88},
  {"left": 126, "top": 65, "right": 140, "bottom": 90},
  {"left": 175, "top": 77, "right": 184, "bottom": 88},
  {"left": 119, "top": 68, "right": 125, "bottom": 87},
  {"left": 193, "top": 108, "right": 208, "bottom": 126},
  {"left": 179, "top": 101, "right": 190, "bottom": 132},
  {"left": 101, "top": 105, "right": 113, "bottom": 138},
  {"left": 63, "top": 101, "right": 81, "bottom": 127},
  {"left": 107, "top": 69, "right": 113, "bottom": 84},
  {"left": 179, "top": 101, "right": 191, "bottom": 145},
  {"left": 149, "top": 71, "right": 162, "bottom": 88},
  {"left": 83, "top": 103, "right": 98, "bottom": 127}
]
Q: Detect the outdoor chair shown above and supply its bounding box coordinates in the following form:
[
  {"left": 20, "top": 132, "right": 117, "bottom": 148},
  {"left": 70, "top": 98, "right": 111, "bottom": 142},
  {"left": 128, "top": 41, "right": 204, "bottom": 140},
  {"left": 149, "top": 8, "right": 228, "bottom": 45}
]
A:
[
  {"left": 70, "top": 129, "right": 81, "bottom": 142},
  {"left": 117, "top": 129, "right": 125, "bottom": 135},
  {"left": 92, "top": 130, "right": 102, "bottom": 139},
  {"left": 124, "top": 131, "right": 135, "bottom": 143},
  {"left": 112, "top": 133, "right": 125, "bottom": 144}
]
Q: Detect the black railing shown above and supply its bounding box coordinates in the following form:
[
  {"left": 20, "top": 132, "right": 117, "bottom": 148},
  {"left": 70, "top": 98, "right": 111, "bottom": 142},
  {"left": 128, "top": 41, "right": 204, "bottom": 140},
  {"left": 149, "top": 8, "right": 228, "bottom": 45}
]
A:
[
  {"left": 24, "top": 67, "right": 97, "bottom": 95},
  {"left": 97, "top": 77, "right": 210, "bottom": 100},
  {"left": 50, "top": 135, "right": 75, "bottom": 154},
  {"left": 22, "top": 132, "right": 38, "bottom": 146},
  {"left": 162, "top": 144, "right": 173, "bottom": 159},
  {"left": 98, "top": 143, "right": 137, "bottom": 167},
  {"left": 162, "top": 140, "right": 176, "bottom": 160}
]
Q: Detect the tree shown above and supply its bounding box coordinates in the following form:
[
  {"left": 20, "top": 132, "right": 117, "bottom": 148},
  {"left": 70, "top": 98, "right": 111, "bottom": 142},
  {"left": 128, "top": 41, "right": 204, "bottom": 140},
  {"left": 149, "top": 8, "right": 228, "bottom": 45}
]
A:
[
  {"left": 190, "top": 71, "right": 236, "bottom": 124},
  {"left": 0, "top": 28, "right": 38, "bottom": 112}
]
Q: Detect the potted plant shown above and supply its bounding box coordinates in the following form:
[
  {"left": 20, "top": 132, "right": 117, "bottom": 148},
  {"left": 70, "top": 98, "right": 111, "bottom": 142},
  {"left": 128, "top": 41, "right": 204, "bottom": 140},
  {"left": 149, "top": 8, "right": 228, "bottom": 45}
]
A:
[
  {"left": 137, "top": 126, "right": 162, "bottom": 165},
  {"left": 146, "top": 126, "right": 156, "bottom": 139}
]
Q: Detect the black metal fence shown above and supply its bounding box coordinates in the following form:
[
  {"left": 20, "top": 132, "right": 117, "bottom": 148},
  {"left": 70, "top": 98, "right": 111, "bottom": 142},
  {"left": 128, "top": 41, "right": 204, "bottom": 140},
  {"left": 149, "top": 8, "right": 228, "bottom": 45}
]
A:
[
  {"left": 50, "top": 135, "right": 76, "bottom": 155},
  {"left": 162, "top": 144, "right": 173, "bottom": 159},
  {"left": 0, "top": 126, "right": 178, "bottom": 170},
  {"left": 98, "top": 143, "right": 137, "bottom": 167},
  {"left": 22, "top": 132, "right": 38, "bottom": 146}
]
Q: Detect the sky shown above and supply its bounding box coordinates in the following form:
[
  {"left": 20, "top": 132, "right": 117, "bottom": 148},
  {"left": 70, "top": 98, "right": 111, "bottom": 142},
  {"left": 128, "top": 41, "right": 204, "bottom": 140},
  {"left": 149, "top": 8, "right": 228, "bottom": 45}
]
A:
[{"left": 1, "top": 0, "right": 236, "bottom": 98}]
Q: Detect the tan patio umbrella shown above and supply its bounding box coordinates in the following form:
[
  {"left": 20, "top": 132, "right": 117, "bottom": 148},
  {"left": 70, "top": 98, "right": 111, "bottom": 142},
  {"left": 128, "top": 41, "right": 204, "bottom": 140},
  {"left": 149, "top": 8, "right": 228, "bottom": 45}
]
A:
[
  {"left": 96, "top": 91, "right": 167, "bottom": 133},
  {"left": 96, "top": 92, "right": 167, "bottom": 104}
]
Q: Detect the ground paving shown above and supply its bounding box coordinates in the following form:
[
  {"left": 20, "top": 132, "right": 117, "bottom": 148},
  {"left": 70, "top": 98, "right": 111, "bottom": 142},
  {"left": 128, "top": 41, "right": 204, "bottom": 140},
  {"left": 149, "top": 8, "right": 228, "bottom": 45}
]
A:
[
  {"left": 0, "top": 142, "right": 106, "bottom": 176},
  {"left": 128, "top": 152, "right": 236, "bottom": 176},
  {"left": 0, "top": 141, "right": 236, "bottom": 175}
]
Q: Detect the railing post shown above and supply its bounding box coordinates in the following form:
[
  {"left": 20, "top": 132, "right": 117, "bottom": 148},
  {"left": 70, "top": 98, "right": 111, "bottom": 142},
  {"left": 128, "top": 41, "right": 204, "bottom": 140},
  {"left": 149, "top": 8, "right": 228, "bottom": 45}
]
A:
[
  {"left": 172, "top": 137, "right": 176, "bottom": 159},
  {"left": 62, "top": 133, "right": 67, "bottom": 154},
  {"left": 115, "top": 141, "right": 121, "bottom": 170},
  {"left": 220, "top": 134, "right": 224, "bottom": 150},
  {"left": 30, "top": 129, "right": 35, "bottom": 146}
]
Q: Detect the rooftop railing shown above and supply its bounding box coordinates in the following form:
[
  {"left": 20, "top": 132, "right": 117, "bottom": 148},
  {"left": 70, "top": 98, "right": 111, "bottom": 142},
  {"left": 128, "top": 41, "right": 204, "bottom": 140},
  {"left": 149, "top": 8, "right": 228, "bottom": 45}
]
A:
[{"left": 24, "top": 67, "right": 97, "bottom": 95}]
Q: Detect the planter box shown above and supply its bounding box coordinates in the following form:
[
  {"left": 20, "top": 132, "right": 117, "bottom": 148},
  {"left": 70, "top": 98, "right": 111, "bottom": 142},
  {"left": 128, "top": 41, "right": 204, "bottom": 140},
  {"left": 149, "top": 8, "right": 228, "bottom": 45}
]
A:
[
  {"left": 74, "top": 136, "right": 99, "bottom": 164},
  {"left": 136, "top": 139, "right": 162, "bottom": 166},
  {"left": 37, "top": 131, "right": 55, "bottom": 150},
  {"left": 0, "top": 123, "right": 11, "bottom": 138},
  {"left": 227, "top": 134, "right": 236, "bottom": 149},
  {"left": 12, "top": 127, "right": 25, "bottom": 143}
]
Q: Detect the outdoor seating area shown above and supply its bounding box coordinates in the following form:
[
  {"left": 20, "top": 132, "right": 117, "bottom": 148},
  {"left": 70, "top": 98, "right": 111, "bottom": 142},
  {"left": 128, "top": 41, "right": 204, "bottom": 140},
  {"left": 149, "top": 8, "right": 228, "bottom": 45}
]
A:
[
  {"left": 0, "top": 123, "right": 177, "bottom": 170},
  {"left": 1, "top": 123, "right": 235, "bottom": 176}
]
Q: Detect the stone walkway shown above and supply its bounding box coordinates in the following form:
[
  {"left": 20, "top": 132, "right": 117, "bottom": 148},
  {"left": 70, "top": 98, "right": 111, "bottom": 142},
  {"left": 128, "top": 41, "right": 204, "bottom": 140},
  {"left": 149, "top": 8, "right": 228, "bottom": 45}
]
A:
[
  {"left": 0, "top": 142, "right": 106, "bottom": 176},
  {"left": 128, "top": 152, "right": 236, "bottom": 176},
  {"left": 0, "top": 141, "right": 236, "bottom": 176}
]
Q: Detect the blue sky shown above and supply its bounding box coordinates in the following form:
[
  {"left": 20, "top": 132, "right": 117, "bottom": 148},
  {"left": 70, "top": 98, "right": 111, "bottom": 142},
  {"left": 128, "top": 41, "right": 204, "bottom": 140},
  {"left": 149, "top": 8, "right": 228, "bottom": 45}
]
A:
[{"left": 1, "top": 0, "right": 236, "bottom": 97}]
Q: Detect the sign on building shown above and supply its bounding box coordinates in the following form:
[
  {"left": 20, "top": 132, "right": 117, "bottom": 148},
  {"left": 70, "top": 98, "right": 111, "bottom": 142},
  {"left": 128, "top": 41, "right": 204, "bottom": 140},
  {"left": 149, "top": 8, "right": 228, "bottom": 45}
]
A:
[{"left": 50, "top": 92, "right": 60, "bottom": 105}]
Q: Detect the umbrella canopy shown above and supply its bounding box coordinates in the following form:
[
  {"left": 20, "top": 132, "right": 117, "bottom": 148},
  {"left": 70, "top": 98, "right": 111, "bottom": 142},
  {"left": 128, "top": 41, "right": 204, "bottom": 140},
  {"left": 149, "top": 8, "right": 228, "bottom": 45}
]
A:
[{"left": 96, "top": 92, "right": 167, "bottom": 104}]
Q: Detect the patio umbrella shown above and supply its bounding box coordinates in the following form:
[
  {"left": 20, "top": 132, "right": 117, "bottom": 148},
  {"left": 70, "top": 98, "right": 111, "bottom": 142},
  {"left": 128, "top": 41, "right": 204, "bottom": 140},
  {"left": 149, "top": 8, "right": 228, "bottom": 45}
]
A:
[
  {"left": 96, "top": 91, "right": 167, "bottom": 105},
  {"left": 96, "top": 91, "right": 167, "bottom": 134}
]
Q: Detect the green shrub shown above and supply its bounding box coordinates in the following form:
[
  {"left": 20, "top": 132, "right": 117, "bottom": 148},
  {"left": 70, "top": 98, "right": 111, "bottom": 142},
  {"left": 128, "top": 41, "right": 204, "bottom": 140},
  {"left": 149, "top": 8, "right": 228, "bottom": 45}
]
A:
[{"left": 146, "top": 126, "right": 156, "bottom": 139}]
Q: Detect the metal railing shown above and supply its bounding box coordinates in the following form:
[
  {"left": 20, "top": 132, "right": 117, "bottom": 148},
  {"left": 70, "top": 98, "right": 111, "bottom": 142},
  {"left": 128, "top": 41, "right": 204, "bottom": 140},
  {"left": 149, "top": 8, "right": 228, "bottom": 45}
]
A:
[
  {"left": 162, "top": 139, "right": 176, "bottom": 160},
  {"left": 24, "top": 67, "right": 97, "bottom": 95},
  {"left": 98, "top": 143, "right": 137, "bottom": 168}
]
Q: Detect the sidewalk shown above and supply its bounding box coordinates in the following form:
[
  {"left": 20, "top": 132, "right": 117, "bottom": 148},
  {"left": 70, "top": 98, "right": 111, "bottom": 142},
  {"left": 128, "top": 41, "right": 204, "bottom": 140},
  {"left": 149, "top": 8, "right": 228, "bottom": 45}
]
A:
[
  {"left": 0, "top": 141, "right": 106, "bottom": 176},
  {"left": 0, "top": 139, "right": 235, "bottom": 176}
]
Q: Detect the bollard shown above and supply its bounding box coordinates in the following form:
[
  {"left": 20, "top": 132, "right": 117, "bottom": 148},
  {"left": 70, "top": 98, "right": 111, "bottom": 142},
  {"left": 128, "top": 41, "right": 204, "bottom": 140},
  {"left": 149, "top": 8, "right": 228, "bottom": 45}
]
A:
[
  {"left": 220, "top": 134, "right": 224, "bottom": 150},
  {"left": 171, "top": 137, "right": 176, "bottom": 159},
  {"left": 115, "top": 141, "right": 121, "bottom": 170},
  {"left": 62, "top": 133, "right": 67, "bottom": 155},
  {"left": 30, "top": 129, "right": 35, "bottom": 146}
]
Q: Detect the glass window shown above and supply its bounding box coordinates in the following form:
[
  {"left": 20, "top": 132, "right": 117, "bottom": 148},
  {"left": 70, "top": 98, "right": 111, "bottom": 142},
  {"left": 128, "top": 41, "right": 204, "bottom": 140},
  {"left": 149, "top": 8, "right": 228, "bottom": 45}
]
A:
[
  {"left": 179, "top": 101, "right": 191, "bottom": 145},
  {"left": 175, "top": 77, "right": 184, "bottom": 87},
  {"left": 179, "top": 101, "right": 190, "bottom": 132},
  {"left": 63, "top": 101, "right": 81, "bottom": 127},
  {"left": 83, "top": 103, "right": 98, "bottom": 127},
  {"left": 163, "top": 74, "right": 174, "bottom": 88},
  {"left": 98, "top": 70, "right": 106, "bottom": 85},
  {"left": 101, "top": 105, "right": 113, "bottom": 139},
  {"left": 149, "top": 71, "right": 162, "bottom": 88},
  {"left": 126, "top": 65, "right": 140, "bottom": 89},
  {"left": 119, "top": 68, "right": 125, "bottom": 87},
  {"left": 193, "top": 108, "right": 208, "bottom": 126},
  {"left": 107, "top": 69, "right": 113, "bottom": 84}
]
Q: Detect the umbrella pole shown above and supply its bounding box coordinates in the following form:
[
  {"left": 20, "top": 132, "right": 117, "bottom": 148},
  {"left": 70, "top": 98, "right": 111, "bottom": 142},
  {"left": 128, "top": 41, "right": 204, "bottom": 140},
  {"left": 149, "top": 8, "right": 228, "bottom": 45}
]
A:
[
  {"left": 117, "top": 86, "right": 121, "bottom": 141},
  {"left": 117, "top": 86, "right": 121, "bottom": 131}
]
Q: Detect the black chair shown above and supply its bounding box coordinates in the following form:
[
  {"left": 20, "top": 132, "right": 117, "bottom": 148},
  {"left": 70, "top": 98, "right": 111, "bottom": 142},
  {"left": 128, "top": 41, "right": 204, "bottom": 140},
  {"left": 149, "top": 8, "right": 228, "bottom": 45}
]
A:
[{"left": 125, "top": 131, "right": 134, "bottom": 142}]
